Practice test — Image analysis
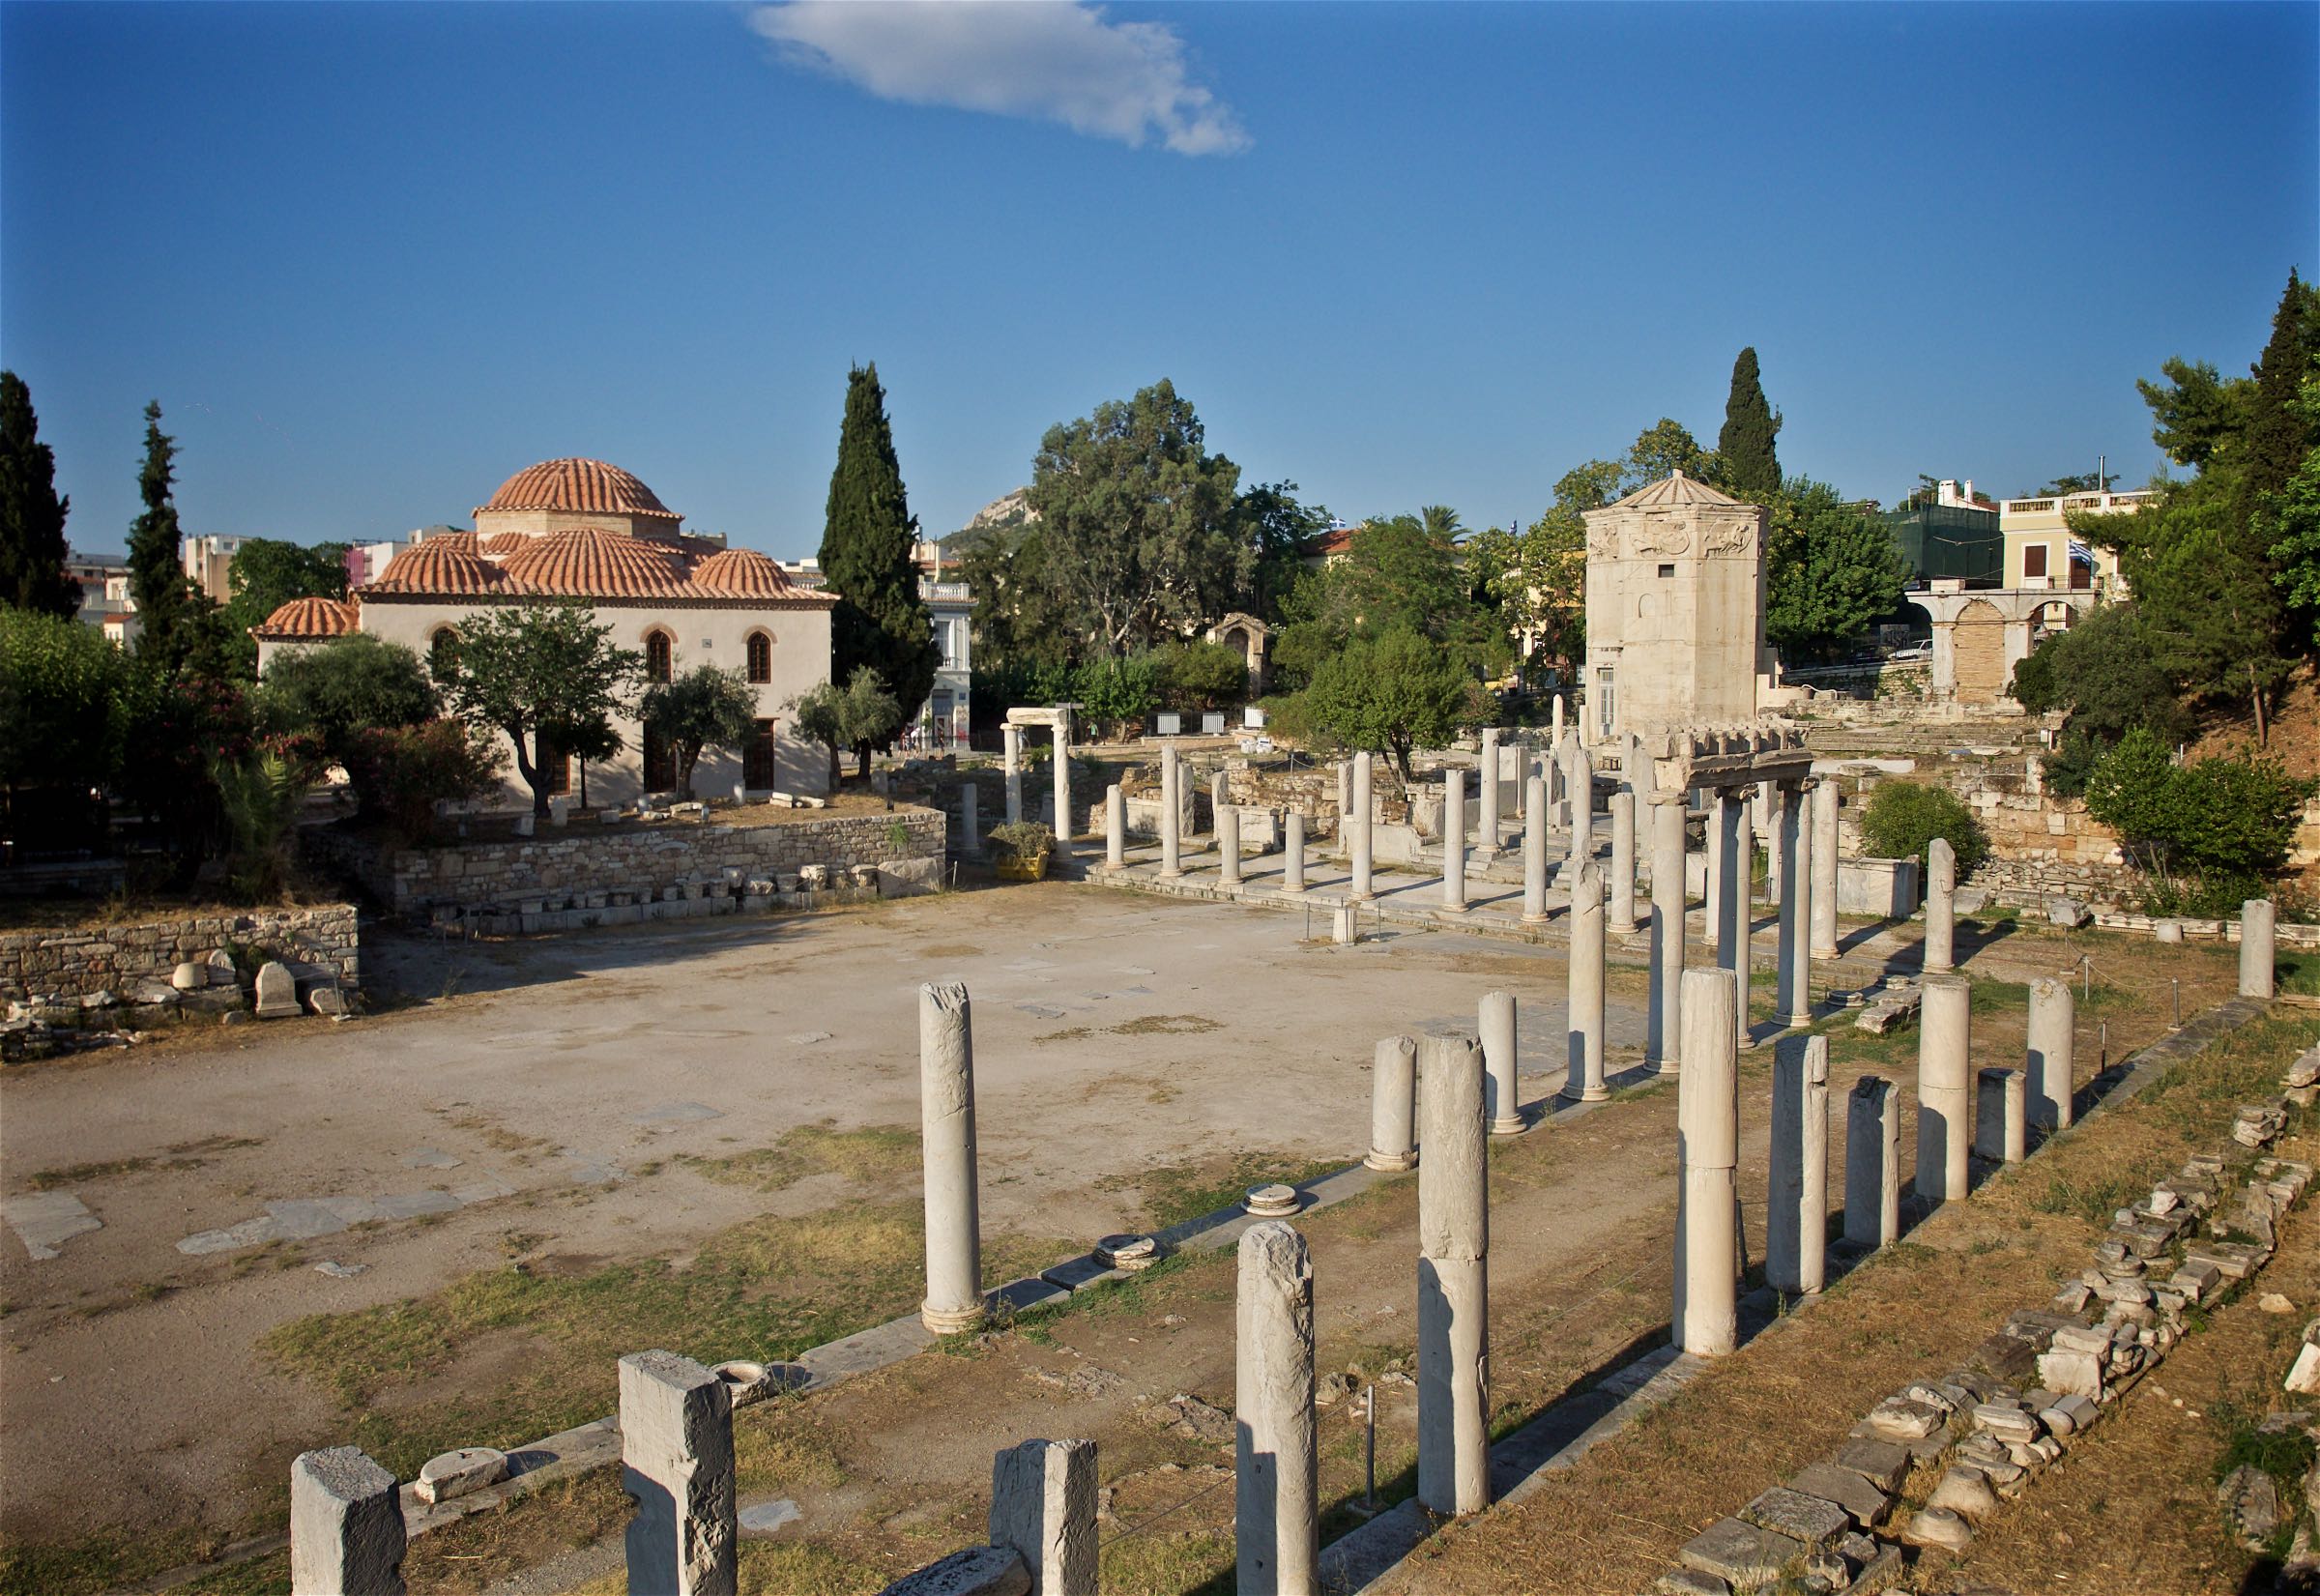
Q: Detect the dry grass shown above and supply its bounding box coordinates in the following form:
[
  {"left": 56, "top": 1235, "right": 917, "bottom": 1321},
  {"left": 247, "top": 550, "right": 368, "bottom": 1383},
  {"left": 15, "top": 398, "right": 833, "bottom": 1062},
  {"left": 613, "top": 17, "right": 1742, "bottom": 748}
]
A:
[{"left": 678, "top": 1120, "right": 919, "bottom": 1193}]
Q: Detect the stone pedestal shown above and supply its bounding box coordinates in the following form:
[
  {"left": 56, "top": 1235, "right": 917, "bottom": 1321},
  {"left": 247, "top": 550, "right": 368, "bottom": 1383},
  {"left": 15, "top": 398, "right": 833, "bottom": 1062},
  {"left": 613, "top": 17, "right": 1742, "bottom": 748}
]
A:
[
  {"left": 1647, "top": 788, "right": 1689, "bottom": 1073},
  {"left": 1477, "top": 729, "right": 1501, "bottom": 857},
  {"left": 1439, "top": 769, "right": 1467, "bottom": 914},
  {"left": 1236, "top": 1222, "right": 1318, "bottom": 1596},
  {"left": 620, "top": 1350, "right": 738, "bottom": 1596},
  {"left": 1976, "top": 1067, "right": 2026, "bottom": 1164},
  {"left": 1481, "top": 990, "right": 1522, "bottom": 1135},
  {"left": 919, "top": 981, "right": 985, "bottom": 1334},
  {"left": 1349, "top": 752, "right": 1375, "bottom": 901},
  {"left": 1332, "top": 903, "right": 1357, "bottom": 945},
  {"left": 991, "top": 1438, "right": 1097, "bottom": 1596},
  {"left": 1104, "top": 786, "right": 1124, "bottom": 869},
  {"left": 1566, "top": 744, "right": 1595, "bottom": 876},
  {"left": 1767, "top": 1034, "right": 1829, "bottom": 1295},
  {"left": 1551, "top": 693, "right": 1564, "bottom": 754},
  {"left": 1674, "top": 970, "right": 1739, "bottom": 1355},
  {"left": 2243, "top": 899, "right": 2277, "bottom": 999},
  {"left": 1367, "top": 1035, "right": 1419, "bottom": 1172},
  {"left": 1282, "top": 812, "right": 1306, "bottom": 894},
  {"left": 1777, "top": 783, "right": 1812, "bottom": 1027},
  {"left": 1810, "top": 780, "right": 1840, "bottom": 961},
  {"left": 1924, "top": 836, "right": 1956, "bottom": 975},
  {"left": 1916, "top": 974, "right": 1972, "bottom": 1209},
  {"left": 1843, "top": 1076, "right": 1900, "bottom": 1251},
  {"left": 2025, "top": 976, "right": 2075, "bottom": 1133},
  {"left": 1417, "top": 1032, "right": 1491, "bottom": 1518},
  {"left": 1050, "top": 715, "right": 1074, "bottom": 866},
  {"left": 1522, "top": 775, "right": 1549, "bottom": 923},
  {"left": 1003, "top": 727, "right": 1024, "bottom": 828},
  {"left": 1219, "top": 807, "right": 1243, "bottom": 887},
  {"left": 1159, "top": 744, "right": 1183, "bottom": 879},
  {"left": 1609, "top": 785, "right": 1638, "bottom": 934},
  {"left": 291, "top": 1447, "right": 407, "bottom": 1596},
  {"left": 1566, "top": 861, "right": 1608, "bottom": 1102}
]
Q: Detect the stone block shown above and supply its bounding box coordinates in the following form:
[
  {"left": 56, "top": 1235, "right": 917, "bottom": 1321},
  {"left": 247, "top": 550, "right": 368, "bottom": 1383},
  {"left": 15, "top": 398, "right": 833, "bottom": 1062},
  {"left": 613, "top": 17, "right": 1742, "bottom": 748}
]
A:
[
  {"left": 254, "top": 961, "right": 299, "bottom": 1019},
  {"left": 1900, "top": 1506, "right": 1973, "bottom": 1552},
  {"left": 414, "top": 1447, "right": 508, "bottom": 1504},
  {"left": 990, "top": 1437, "right": 1096, "bottom": 1595},
  {"left": 290, "top": 1446, "right": 406, "bottom": 1594},
  {"left": 1652, "top": 1572, "right": 1730, "bottom": 1595},
  {"left": 1678, "top": 1517, "right": 1804, "bottom": 1586},
  {"left": 1785, "top": 1463, "right": 1889, "bottom": 1528},
  {"left": 1740, "top": 1486, "right": 1848, "bottom": 1548},
  {"left": 1827, "top": 1437, "right": 1911, "bottom": 1494},
  {"left": 620, "top": 1349, "right": 737, "bottom": 1596},
  {"left": 876, "top": 1546, "right": 1031, "bottom": 1596}
]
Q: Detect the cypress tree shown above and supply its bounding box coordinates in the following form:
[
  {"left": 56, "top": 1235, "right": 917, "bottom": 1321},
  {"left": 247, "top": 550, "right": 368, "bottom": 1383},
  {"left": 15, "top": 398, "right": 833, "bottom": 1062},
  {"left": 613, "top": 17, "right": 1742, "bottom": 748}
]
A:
[
  {"left": 2244, "top": 270, "right": 2320, "bottom": 512},
  {"left": 0, "top": 371, "right": 78, "bottom": 618},
  {"left": 818, "top": 363, "right": 936, "bottom": 763},
  {"left": 1717, "top": 346, "right": 1784, "bottom": 503},
  {"left": 126, "top": 400, "right": 198, "bottom": 672}
]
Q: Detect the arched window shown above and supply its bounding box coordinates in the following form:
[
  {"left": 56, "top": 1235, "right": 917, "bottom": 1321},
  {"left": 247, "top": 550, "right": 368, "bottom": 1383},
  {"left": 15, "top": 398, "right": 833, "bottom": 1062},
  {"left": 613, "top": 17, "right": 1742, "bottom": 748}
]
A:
[
  {"left": 429, "top": 627, "right": 459, "bottom": 678},
  {"left": 644, "top": 629, "right": 673, "bottom": 683},
  {"left": 745, "top": 630, "right": 772, "bottom": 683}
]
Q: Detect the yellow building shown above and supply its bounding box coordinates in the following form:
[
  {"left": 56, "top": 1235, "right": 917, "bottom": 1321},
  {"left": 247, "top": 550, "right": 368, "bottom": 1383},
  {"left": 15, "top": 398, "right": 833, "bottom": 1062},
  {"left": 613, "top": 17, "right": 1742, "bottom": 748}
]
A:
[{"left": 1998, "top": 488, "right": 2151, "bottom": 595}]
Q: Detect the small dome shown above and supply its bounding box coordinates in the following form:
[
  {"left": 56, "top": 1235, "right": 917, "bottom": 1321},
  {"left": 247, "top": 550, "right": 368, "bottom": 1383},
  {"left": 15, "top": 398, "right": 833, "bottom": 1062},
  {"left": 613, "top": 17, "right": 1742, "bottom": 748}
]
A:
[
  {"left": 498, "top": 527, "right": 687, "bottom": 597},
  {"left": 251, "top": 596, "right": 360, "bottom": 640},
  {"left": 364, "top": 536, "right": 504, "bottom": 595},
  {"left": 690, "top": 547, "right": 797, "bottom": 597},
  {"left": 477, "top": 458, "right": 678, "bottom": 523}
]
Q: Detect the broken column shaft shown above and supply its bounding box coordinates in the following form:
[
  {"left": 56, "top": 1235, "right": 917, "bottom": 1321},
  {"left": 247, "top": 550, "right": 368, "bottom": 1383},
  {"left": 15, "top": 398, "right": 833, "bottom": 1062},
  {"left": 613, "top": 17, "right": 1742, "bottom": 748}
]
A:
[
  {"left": 1235, "top": 1221, "right": 1318, "bottom": 1596},
  {"left": 1417, "top": 1032, "right": 1491, "bottom": 1517},
  {"left": 1767, "top": 1033, "right": 1829, "bottom": 1294},
  {"left": 1349, "top": 751, "right": 1375, "bottom": 901},
  {"left": 1481, "top": 990, "right": 1522, "bottom": 1135},
  {"left": 620, "top": 1349, "right": 738, "bottom": 1596},
  {"left": 2025, "top": 975, "right": 2075, "bottom": 1133},
  {"left": 1647, "top": 787, "right": 1689, "bottom": 1073},
  {"left": 1675, "top": 969, "right": 1740, "bottom": 1355},
  {"left": 1566, "top": 860, "right": 1608, "bottom": 1102},
  {"left": 1522, "top": 774, "right": 1549, "bottom": 924},
  {"left": 1843, "top": 1075, "right": 1901, "bottom": 1250},
  {"left": 919, "top": 981, "right": 985, "bottom": 1334},
  {"left": 1366, "top": 1034, "right": 1419, "bottom": 1172},
  {"left": 1924, "top": 835, "right": 1956, "bottom": 975},
  {"left": 1915, "top": 972, "right": 1972, "bottom": 1209}
]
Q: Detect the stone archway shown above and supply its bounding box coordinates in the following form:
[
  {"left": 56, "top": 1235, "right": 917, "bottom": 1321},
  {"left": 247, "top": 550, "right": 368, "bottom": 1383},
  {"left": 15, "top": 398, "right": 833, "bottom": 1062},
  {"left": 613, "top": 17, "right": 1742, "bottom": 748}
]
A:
[{"left": 1953, "top": 599, "right": 2006, "bottom": 702}]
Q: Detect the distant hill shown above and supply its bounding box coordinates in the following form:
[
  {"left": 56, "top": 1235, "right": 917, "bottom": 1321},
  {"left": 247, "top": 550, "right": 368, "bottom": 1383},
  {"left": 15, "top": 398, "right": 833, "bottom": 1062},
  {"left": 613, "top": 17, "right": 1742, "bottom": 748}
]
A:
[{"left": 943, "top": 488, "right": 1035, "bottom": 553}]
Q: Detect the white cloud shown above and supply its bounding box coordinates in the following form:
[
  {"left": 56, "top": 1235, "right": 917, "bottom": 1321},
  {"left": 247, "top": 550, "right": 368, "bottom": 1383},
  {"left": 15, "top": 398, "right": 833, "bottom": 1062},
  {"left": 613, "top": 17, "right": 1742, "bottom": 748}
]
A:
[{"left": 749, "top": 1, "right": 1250, "bottom": 157}]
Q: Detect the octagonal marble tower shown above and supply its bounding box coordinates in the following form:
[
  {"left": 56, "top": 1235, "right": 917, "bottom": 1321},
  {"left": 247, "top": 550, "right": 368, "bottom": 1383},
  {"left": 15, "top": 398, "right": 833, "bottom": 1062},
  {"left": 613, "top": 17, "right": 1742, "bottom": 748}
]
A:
[{"left": 1580, "top": 471, "right": 1772, "bottom": 744}]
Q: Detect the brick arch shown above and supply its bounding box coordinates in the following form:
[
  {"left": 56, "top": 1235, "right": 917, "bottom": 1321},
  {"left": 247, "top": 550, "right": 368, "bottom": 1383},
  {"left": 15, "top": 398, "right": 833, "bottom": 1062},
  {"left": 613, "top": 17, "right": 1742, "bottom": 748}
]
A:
[{"left": 1954, "top": 598, "right": 2006, "bottom": 702}]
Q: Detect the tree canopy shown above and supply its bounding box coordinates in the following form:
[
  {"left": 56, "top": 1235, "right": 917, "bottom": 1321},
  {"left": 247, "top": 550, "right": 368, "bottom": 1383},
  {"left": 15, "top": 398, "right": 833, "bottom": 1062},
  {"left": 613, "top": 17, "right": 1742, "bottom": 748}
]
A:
[
  {"left": 1301, "top": 625, "right": 1471, "bottom": 780},
  {"left": 127, "top": 401, "right": 205, "bottom": 676},
  {"left": 255, "top": 633, "right": 438, "bottom": 767},
  {"left": 641, "top": 664, "right": 759, "bottom": 797},
  {"left": 435, "top": 603, "right": 642, "bottom": 817},
  {"left": 2008, "top": 603, "right": 2188, "bottom": 796},
  {"left": 820, "top": 363, "right": 938, "bottom": 735},
  {"left": 1763, "top": 479, "right": 1909, "bottom": 664},
  {"left": 789, "top": 666, "right": 902, "bottom": 790},
  {"left": 1717, "top": 348, "right": 1783, "bottom": 503},
  {"left": 0, "top": 371, "right": 77, "bottom": 619}
]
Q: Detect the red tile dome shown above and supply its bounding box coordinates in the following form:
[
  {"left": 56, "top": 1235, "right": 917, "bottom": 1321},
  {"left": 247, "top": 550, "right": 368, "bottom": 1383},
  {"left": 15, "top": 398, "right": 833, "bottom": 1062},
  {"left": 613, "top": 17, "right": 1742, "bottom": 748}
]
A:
[
  {"left": 689, "top": 547, "right": 798, "bottom": 597},
  {"left": 364, "top": 535, "right": 504, "bottom": 595},
  {"left": 250, "top": 595, "right": 360, "bottom": 640},
  {"left": 476, "top": 458, "right": 679, "bottom": 524},
  {"left": 497, "top": 527, "right": 688, "bottom": 597}
]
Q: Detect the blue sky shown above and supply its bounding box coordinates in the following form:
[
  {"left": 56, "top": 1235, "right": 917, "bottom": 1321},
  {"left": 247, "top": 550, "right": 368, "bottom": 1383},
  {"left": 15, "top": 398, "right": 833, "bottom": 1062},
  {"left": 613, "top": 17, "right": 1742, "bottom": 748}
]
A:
[{"left": 3, "top": 1, "right": 2313, "bottom": 561}]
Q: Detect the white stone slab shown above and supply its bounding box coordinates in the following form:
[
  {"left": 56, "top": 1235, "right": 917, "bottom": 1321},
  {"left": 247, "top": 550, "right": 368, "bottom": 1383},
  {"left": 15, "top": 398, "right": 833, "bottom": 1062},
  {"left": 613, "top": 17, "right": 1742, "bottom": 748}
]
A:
[{"left": 2, "top": 1192, "right": 102, "bottom": 1260}]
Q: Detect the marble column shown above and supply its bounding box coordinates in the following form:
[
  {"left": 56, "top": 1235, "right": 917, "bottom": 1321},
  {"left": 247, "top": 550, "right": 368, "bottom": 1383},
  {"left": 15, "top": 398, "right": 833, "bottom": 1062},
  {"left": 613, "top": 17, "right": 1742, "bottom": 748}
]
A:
[
  {"left": 1714, "top": 789, "right": 1748, "bottom": 1054},
  {"left": 291, "top": 1447, "right": 407, "bottom": 1596},
  {"left": 1219, "top": 806, "right": 1243, "bottom": 887},
  {"left": 1843, "top": 1075, "right": 1900, "bottom": 1250},
  {"left": 1104, "top": 785, "right": 1124, "bottom": 869},
  {"left": 1976, "top": 1067, "right": 2026, "bottom": 1164},
  {"left": 1609, "top": 784, "right": 1638, "bottom": 935},
  {"left": 1767, "top": 1034, "right": 1829, "bottom": 1295},
  {"left": 1439, "top": 769, "right": 1468, "bottom": 914},
  {"left": 1235, "top": 1222, "right": 1318, "bottom": 1596},
  {"left": 1810, "top": 779, "right": 1840, "bottom": 961},
  {"left": 1521, "top": 775, "right": 1549, "bottom": 924},
  {"left": 1336, "top": 759, "right": 1353, "bottom": 825},
  {"left": 918, "top": 981, "right": 984, "bottom": 1333},
  {"left": 620, "top": 1350, "right": 739, "bottom": 1596},
  {"left": 1777, "top": 783, "right": 1812, "bottom": 1027},
  {"left": 1550, "top": 692, "right": 1564, "bottom": 754},
  {"left": 1159, "top": 743, "right": 1183, "bottom": 879},
  {"left": 1050, "top": 716, "right": 1074, "bottom": 866},
  {"left": 1924, "top": 835, "right": 1956, "bottom": 975},
  {"left": 1003, "top": 726, "right": 1024, "bottom": 827},
  {"left": 1567, "top": 743, "right": 1595, "bottom": 870},
  {"left": 1349, "top": 751, "right": 1375, "bottom": 902},
  {"left": 1366, "top": 1035, "right": 1419, "bottom": 1172},
  {"left": 991, "top": 1438, "right": 1098, "bottom": 1596},
  {"left": 1759, "top": 779, "right": 1782, "bottom": 906},
  {"left": 1647, "top": 787, "right": 1688, "bottom": 1073},
  {"left": 1417, "top": 1032, "right": 1491, "bottom": 1517},
  {"left": 1704, "top": 784, "right": 1726, "bottom": 935},
  {"left": 1674, "top": 969, "right": 1739, "bottom": 1356},
  {"left": 2243, "top": 898, "right": 2277, "bottom": 1000},
  {"left": 960, "top": 782, "right": 980, "bottom": 856},
  {"left": 1482, "top": 990, "right": 1522, "bottom": 1135},
  {"left": 1915, "top": 973, "right": 1972, "bottom": 1209},
  {"left": 1565, "top": 860, "right": 1608, "bottom": 1103},
  {"left": 2025, "top": 976, "right": 2075, "bottom": 1133},
  {"left": 1477, "top": 729, "right": 1501, "bottom": 857},
  {"left": 1283, "top": 811, "right": 1306, "bottom": 894}
]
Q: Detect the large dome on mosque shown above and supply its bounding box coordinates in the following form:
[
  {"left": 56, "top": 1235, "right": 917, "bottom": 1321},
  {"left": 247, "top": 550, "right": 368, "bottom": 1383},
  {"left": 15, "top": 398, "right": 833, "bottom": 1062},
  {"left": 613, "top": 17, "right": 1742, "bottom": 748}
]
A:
[{"left": 474, "top": 458, "right": 681, "bottom": 529}]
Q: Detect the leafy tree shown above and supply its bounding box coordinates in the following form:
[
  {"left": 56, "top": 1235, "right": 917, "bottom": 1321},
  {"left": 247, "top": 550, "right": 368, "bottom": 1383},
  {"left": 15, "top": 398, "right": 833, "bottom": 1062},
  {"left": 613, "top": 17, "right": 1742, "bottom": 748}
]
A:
[
  {"left": 1071, "top": 653, "right": 1159, "bottom": 735},
  {"left": 0, "top": 606, "right": 125, "bottom": 843},
  {"left": 1155, "top": 640, "right": 1248, "bottom": 711},
  {"left": 221, "top": 537, "right": 350, "bottom": 674},
  {"left": 2137, "top": 357, "right": 2251, "bottom": 473},
  {"left": 1233, "top": 480, "right": 1330, "bottom": 624},
  {"left": 1477, "top": 458, "right": 1618, "bottom": 682},
  {"left": 788, "top": 666, "right": 902, "bottom": 791},
  {"left": 2266, "top": 377, "right": 2320, "bottom": 645},
  {"left": 1717, "top": 348, "right": 1783, "bottom": 503},
  {"left": 435, "top": 603, "right": 643, "bottom": 819},
  {"left": 0, "top": 371, "right": 77, "bottom": 619},
  {"left": 641, "top": 664, "right": 759, "bottom": 797},
  {"left": 2034, "top": 472, "right": 2116, "bottom": 496},
  {"left": 1300, "top": 625, "right": 1469, "bottom": 780},
  {"left": 254, "top": 633, "right": 436, "bottom": 766},
  {"left": 116, "top": 667, "right": 253, "bottom": 869},
  {"left": 1027, "top": 378, "right": 1245, "bottom": 656},
  {"left": 955, "top": 512, "right": 1075, "bottom": 676},
  {"left": 1763, "top": 479, "right": 1910, "bottom": 664},
  {"left": 2084, "top": 727, "right": 2312, "bottom": 912},
  {"left": 340, "top": 720, "right": 504, "bottom": 839},
  {"left": 1627, "top": 418, "right": 1712, "bottom": 487},
  {"left": 2007, "top": 604, "right": 2189, "bottom": 796},
  {"left": 820, "top": 363, "right": 938, "bottom": 737},
  {"left": 557, "top": 716, "right": 625, "bottom": 810},
  {"left": 1857, "top": 781, "right": 1989, "bottom": 878}
]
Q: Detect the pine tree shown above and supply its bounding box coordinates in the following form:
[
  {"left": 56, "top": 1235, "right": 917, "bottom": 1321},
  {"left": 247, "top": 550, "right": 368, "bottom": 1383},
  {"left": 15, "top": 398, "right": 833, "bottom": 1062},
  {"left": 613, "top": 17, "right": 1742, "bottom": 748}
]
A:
[
  {"left": 1717, "top": 347, "right": 1784, "bottom": 503},
  {"left": 2244, "top": 270, "right": 2320, "bottom": 513},
  {"left": 818, "top": 364, "right": 936, "bottom": 764},
  {"left": 126, "top": 400, "right": 196, "bottom": 670},
  {"left": 0, "top": 372, "right": 78, "bottom": 618}
]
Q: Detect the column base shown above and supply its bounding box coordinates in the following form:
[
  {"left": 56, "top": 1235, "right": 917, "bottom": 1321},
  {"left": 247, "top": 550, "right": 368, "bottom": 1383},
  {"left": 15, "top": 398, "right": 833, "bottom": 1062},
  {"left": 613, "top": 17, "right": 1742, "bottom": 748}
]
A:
[
  {"left": 1811, "top": 943, "right": 1839, "bottom": 961},
  {"left": 1158, "top": 866, "right": 1185, "bottom": 880},
  {"left": 1437, "top": 903, "right": 1470, "bottom": 915},
  {"left": 1348, "top": 888, "right": 1375, "bottom": 903},
  {"left": 1489, "top": 1117, "right": 1526, "bottom": 1136},
  {"left": 1925, "top": 961, "right": 1954, "bottom": 976},
  {"left": 1651, "top": 1060, "right": 1681, "bottom": 1078},
  {"left": 1560, "top": 1085, "right": 1611, "bottom": 1104},
  {"left": 1521, "top": 911, "right": 1550, "bottom": 925},
  {"left": 1609, "top": 917, "right": 1639, "bottom": 936},
  {"left": 921, "top": 1301, "right": 986, "bottom": 1336},
  {"left": 1364, "top": 1149, "right": 1418, "bottom": 1173},
  {"left": 1784, "top": 1012, "right": 1813, "bottom": 1029}
]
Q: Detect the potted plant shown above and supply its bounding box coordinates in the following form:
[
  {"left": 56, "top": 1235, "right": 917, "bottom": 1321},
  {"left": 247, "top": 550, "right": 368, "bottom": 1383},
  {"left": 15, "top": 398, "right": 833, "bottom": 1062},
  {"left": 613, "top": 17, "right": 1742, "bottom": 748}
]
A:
[{"left": 988, "top": 821, "right": 1054, "bottom": 882}]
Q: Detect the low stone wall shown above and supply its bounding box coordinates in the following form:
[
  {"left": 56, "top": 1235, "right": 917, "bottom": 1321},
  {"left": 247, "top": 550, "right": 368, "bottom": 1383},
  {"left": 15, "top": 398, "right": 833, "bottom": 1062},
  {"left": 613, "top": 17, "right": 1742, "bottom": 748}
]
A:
[
  {"left": 303, "top": 808, "right": 947, "bottom": 926},
  {"left": 0, "top": 903, "right": 360, "bottom": 1003}
]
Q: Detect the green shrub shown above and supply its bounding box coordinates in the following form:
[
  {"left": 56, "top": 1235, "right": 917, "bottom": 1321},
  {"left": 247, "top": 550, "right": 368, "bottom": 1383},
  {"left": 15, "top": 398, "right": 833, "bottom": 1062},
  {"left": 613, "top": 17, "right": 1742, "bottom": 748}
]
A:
[
  {"left": 1857, "top": 780, "right": 1989, "bottom": 876},
  {"left": 2084, "top": 727, "right": 2313, "bottom": 912},
  {"left": 987, "top": 821, "right": 1054, "bottom": 861}
]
